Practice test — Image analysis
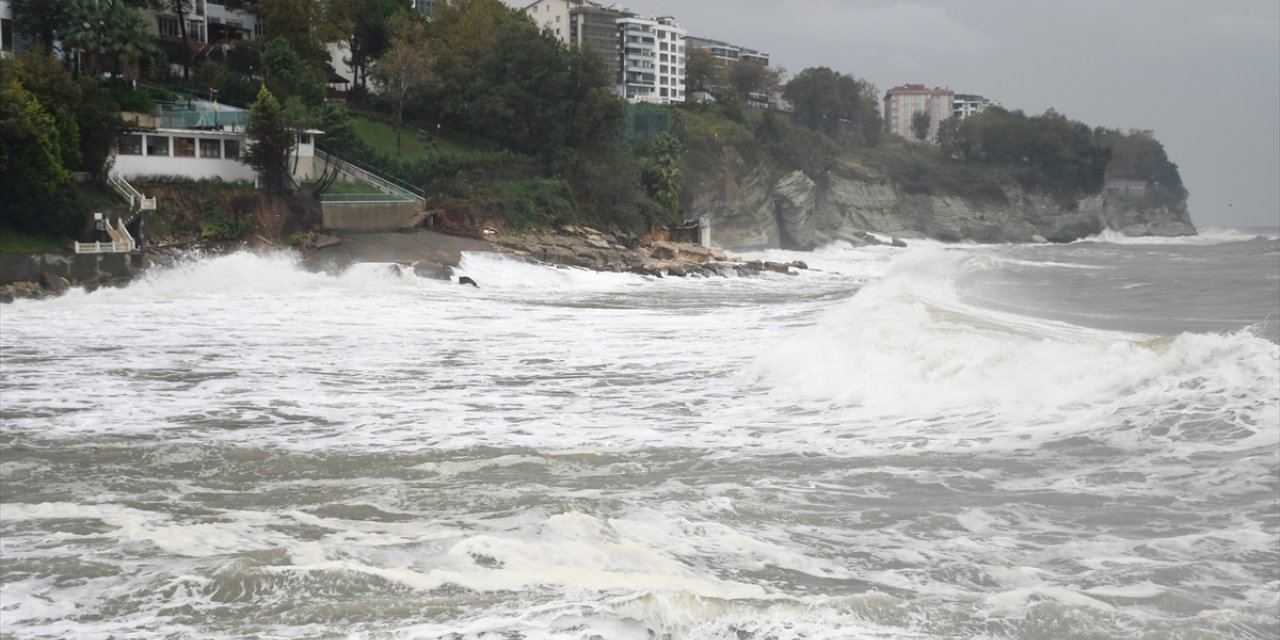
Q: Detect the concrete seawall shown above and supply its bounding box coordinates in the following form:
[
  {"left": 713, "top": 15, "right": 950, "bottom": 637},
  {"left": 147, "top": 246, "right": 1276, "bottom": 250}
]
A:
[
  {"left": 321, "top": 202, "right": 424, "bottom": 232},
  {"left": 0, "top": 252, "right": 137, "bottom": 286}
]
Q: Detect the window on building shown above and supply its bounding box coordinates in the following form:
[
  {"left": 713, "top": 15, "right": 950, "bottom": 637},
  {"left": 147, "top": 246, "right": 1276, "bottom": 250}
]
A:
[
  {"left": 187, "top": 19, "right": 205, "bottom": 42},
  {"left": 298, "top": 133, "right": 312, "bottom": 145},
  {"left": 158, "top": 15, "right": 180, "bottom": 38},
  {"left": 174, "top": 137, "right": 196, "bottom": 157},
  {"left": 146, "top": 136, "right": 170, "bottom": 156},
  {"left": 118, "top": 134, "right": 143, "bottom": 155},
  {"left": 224, "top": 139, "right": 240, "bottom": 159},
  {"left": 199, "top": 138, "right": 221, "bottom": 158}
]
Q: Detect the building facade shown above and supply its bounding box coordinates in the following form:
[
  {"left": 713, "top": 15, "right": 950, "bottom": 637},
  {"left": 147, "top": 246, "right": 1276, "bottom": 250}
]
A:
[
  {"left": 140, "top": 0, "right": 258, "bottom": 68},
  {"left": 685, "top": 35, "right": 771, "bottom": 108},
  {"left": 113, "top": 100, "right": 320, "bottom": 184},
  {"left": 953, "top": 93, "right": 998, "bottom": 120},
  {"left": 884, "top": 84, "right": 954, "bottom": 143},
  {"left": 524, "top": 1, "right": 634, "bottom": 90},
  {"left": 685, "top": 36, "right": 769, "bottom": 68},
  {"left": 617, "top": 15, "right": 685, "bottom": 104}
]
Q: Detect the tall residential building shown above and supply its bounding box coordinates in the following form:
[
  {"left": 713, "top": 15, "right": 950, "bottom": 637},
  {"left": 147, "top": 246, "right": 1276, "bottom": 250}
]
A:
[
  {"left": 617, "top": 15, "right": 685, "bottom": 104},
  {"left": 524, "top": 1, "right": 633, "bottom": 88},
  {"left": 884, "top": 84, "right": 954, "bottom": 143},
  {"left": 953, "top": 93, "right": 998, "bottom": 120}
]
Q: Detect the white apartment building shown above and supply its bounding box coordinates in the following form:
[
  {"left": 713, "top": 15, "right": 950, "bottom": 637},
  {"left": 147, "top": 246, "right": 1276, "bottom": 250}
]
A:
[
  {"left": 617, "top": 15, "right": 685, "bottom": 104},
  {"left": 884, "top": 84, "right": 954, "bottom": 144},
  {"left": 524, "top": 0, "right": 633, "bottom": 83},
  {"left": 953, "top": 93, "right": 998, "bottom": 120},
  {"left": 525, "top": 0, "right": 575, "bottom": 40}
]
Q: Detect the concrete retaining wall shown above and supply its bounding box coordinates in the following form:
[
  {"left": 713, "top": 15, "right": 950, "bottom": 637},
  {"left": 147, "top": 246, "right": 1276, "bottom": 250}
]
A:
[
  {"left": 0, "top": 252, "right": 136, "bottom": 285},
  {"left": 321, "top": 201, "right": 423, "bottom": 231}
]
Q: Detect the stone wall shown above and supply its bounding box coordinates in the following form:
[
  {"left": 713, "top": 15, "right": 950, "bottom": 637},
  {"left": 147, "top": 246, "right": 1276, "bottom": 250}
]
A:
[{"left": 0, "top": 252, "right": 136, "bottom": 286}]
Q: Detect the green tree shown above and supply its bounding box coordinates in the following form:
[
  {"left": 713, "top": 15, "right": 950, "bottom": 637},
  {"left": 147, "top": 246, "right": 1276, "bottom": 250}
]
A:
[
  {"left": 244, "top": 84, "right": 293, "bottom": 194},
  {"left": 259, "top": 37, "right": 326, "bottom": 106},
  {"left": 783, "top": 66, "right": 881, "bottom": 144},
  {"left": 642, "top": 132, "right": 682, "bottom": 220},
  {"left": 727, "top": 59, "right": 775, "bottom": 105},
  {"left": 335, "top": 0, "right": 408, "bottom": 100},
  {"left": 255, "top": 0, "right": 340, "bottom": 71},
  {"left": 11, "top": 52, "right": 82, "bottom": 170},
  {"left": 683, "top": 47, "right": 718, "bottom": 97},
  {"left": 63, "top": 0, "right": 157, "bottom": 81},
  {"left": 370, "top": 13, "right": 432, "bottom": 155},
  {"left": 74, "top": 79, "right": 127, "bottom": 180},
  {"left": 0, "top": 70, "right": 82, "bottom": 237},
  {"left": 911, "top": 110, "right": 931, "bottom": 141},
  {"left": 10, "top": 0, "right": 73, "bottom": 53}
]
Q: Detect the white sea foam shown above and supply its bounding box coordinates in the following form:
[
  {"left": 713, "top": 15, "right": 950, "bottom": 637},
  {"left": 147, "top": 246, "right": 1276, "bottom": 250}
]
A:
[
  {"left": 754, "top": 247, "right": 1280, "bottom": 442},
  {"left": 1, "top": 242, "right": 1276, "bottom": 640},
  {"left": 1076, "top": 227, "right": 1277, "bottom": 245}
]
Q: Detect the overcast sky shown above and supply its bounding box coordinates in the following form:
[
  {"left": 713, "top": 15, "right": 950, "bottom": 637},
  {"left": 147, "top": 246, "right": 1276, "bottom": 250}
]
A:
[{"left": 510, "top": 0, "right": 1280, "bottom": 229}]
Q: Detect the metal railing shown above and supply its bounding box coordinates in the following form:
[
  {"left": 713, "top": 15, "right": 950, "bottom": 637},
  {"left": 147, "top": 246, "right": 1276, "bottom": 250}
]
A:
[
  {"left": 318, "top": 193, "right": 416, "bottom": 203},
  {"left": 314, "top": 148, "right": 424, "bottom": 204},
  {"left": 159, "top": 110, "right": 248, "bottom": 129},
  {"left": 75, "top": 220, "right": 135, "bottom": 254},
  {"left": 109, "top": 174, "right": 157, "bottom": 212}
]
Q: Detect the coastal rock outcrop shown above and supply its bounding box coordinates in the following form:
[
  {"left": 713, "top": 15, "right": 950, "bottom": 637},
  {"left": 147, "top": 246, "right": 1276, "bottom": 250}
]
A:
[
  {"left": 490, "top": 226, "right": 808, "bottom": 277},
  {"left": 683, "top": 145, "right": 1196, "bottom": 250}
]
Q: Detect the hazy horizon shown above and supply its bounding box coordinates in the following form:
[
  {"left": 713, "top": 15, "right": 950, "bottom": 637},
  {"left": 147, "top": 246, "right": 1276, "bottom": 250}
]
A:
[{"left": 508, "top": 0, "right": 1280, "bottom": 230}]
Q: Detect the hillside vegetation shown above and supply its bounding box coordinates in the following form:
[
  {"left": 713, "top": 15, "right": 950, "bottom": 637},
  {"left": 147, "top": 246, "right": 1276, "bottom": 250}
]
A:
[{"left": 0, "top": 0, "right": 1187, "bottom": 246}]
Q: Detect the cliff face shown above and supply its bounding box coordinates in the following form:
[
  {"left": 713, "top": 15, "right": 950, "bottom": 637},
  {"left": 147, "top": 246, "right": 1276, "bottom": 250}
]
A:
[{"left": 683, "top": 145, "right": 1196, "bottom": 251}]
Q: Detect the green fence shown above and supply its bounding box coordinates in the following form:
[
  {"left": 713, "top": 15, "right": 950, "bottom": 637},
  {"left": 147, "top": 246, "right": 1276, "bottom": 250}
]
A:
[{"left": 623, "top": 105, "right": 672, "bottom": 142}]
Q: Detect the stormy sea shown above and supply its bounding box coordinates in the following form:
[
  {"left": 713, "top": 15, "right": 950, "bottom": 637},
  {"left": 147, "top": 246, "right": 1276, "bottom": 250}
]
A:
[{"left": 1, "top": 228, "right": 1277, "bottom": 639}]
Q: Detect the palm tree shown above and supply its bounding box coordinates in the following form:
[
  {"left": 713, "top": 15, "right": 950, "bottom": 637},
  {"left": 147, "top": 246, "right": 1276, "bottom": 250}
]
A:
[{"left": 62, "top": 0, "right": 157, "bottom": 80}]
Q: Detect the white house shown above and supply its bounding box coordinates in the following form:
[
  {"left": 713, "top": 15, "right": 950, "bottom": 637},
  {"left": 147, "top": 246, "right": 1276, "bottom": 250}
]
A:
[
  {"left": 113, "top": 100, "right": 320, "bottom": 184},
  {"left": 953, "top": 93, "right": 999, "bottom": 120},
  {"left": 617, "top": 15, "right": 685, "bottom": 104}
]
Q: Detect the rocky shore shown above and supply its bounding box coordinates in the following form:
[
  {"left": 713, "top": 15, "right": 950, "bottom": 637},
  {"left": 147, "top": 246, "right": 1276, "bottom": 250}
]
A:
[
  {"left": 484, "top": 225, "right": 826, "bottom": 278},
  {"left": 0, "top": 226, "right": 900, "bottom": 302}
]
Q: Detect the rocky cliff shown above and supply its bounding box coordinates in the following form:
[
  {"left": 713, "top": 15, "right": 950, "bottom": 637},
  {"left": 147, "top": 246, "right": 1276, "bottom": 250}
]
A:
[{"left": 682, "top": 142, "right": 1196, "bottom": 250}]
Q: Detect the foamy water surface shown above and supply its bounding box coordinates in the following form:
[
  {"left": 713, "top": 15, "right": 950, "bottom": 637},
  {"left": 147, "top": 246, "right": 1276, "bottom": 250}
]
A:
[{"left": 2, "top": 233, "right": 1277, "bottom": 639}]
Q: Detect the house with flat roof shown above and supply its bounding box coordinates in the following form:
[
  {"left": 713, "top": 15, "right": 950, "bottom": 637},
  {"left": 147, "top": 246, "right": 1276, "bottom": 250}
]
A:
[
  {"left": 113, "top": 100, "right": 320, "bottom": 184},
  {"left": 953, "top": 93, "right": 999, "bottom": 120}
]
